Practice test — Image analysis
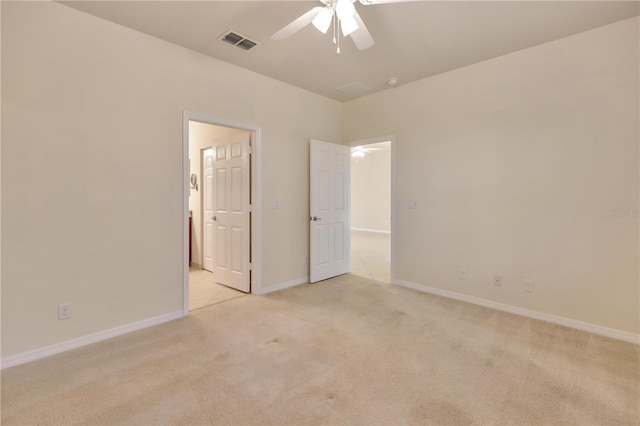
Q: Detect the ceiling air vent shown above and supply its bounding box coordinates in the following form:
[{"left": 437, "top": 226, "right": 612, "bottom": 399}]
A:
[
  {"left": 337, "top": 82, "right": 371, "bottom": 96},
  {"left": 220, "top": 31, "right": 259, "bottom": 51}
]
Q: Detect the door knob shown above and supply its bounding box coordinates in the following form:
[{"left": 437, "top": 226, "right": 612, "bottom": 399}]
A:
[
  {"left": 212, "top": 216, "right": 217, "bottom": 221},
  {"left": 312, "top": 216, "right": 322, "bottom": 221}
]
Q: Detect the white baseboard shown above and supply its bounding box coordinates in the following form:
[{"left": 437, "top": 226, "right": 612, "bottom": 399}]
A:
[
  {"left": 394, "top": 279, "right": 639, "bottom": 345},
  {"left": 1, "top": 310, "right": 185, "bottom": 369},
  {"left": 257, "top": 276, "right": 309, "bottom": 295},
  {"left": 351, "top": 227, "right": 391, "bottom": 234}
]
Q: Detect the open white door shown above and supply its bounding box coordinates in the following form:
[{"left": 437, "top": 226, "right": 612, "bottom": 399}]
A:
[
  {"left": 212, "top": 133, "right": 251, "bottom": 293},
  {"left": 203, "top": 149, "right": 214, "bottom": 272},
  {"left": 310, "top": 140, "right": 351, "bottom": 283}
]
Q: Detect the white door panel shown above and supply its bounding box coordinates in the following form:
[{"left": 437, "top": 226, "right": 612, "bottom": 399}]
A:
[
  {"left": 212, "top": 134, "right": 251, "bottom": 293},
  {"left": 231, "top": 227, "right": 243, "bottom": 273},
  {"left": 310, "top": 140, "right": 350, "bottom": 283}
]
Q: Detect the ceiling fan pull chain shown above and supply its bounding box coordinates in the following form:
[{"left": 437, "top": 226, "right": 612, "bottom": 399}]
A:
[
  {"left": 337, "top": 18, "right": 341, "bottom": 54},
  {"left": 332, "top": 12, "right": 337, "bottom": 46}
]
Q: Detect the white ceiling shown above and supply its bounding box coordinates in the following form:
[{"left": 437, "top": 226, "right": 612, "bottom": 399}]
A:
[{"left": 60, "top": 1, "right": 639, "bottom": 102}]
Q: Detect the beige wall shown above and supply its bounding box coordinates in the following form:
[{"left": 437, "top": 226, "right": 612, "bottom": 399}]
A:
[
  {"left": 351, "top": 143, "right": 391, "bottom": 232},
  {"left": 344, "top": 17, "right": 639, "bottom": 334},
  {"left": 187, "top": 122, "right": 246, "bottom": 267},
  {"left": 1, "top": 2, "right": 342, "bottom": 358}
]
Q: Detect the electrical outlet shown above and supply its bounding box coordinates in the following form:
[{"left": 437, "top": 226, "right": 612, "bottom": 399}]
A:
[
  {"left": 272, "top": 199, "right": 280, "bottom": 209},
  {"left": 458, "top": 267, "right": 467, "bottom": 280},
  {"left": 58, "top": 303, "right": 71, "bottom": 320},
  {"left": 524, "top": 279, "right": 534, "bottom": 293},
  {"left": 493, "top": 275, "right": 503, "bottom": 287}
]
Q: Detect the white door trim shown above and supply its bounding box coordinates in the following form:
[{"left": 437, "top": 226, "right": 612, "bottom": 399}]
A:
[
  {"left": 345, "top": 135, "right": 396, "bottom": 283},
  {"left": 182, "top": 112, "right": 262, "bottom": 316}
]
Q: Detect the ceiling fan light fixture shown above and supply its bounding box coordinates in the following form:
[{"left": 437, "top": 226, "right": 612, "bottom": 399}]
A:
[
  {"left": 340, "top": 15, "right": 359, "bottom": 36},
  {"left": 312, "top": 7, "right": 333, "bottom": 34},
  {"left": 336, "top": 0, "right": 359, "bottom": 36},
  {"left": 336, "top": 0, "right": 356, "bottom": 20},
  {"left": 351, "top": 146, "right": 366, "bottom": 158}
]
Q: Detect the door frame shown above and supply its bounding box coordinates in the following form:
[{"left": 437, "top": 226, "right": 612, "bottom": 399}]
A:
[
  {"left": 345, "top": 135, "right": 396, "bottom": 284},
  {"left": 182, "top": 111, "right": 262, "bottom": 315}
]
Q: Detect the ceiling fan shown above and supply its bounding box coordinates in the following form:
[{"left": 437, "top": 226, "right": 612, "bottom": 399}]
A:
[
  {"left": 351, "top": 145, "right": 383, "bottom": 158},
  {"left": 271, "top": 0, "right": 410, "bottom": 54}
]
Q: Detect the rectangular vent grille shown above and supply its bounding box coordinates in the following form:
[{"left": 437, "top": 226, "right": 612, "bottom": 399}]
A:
[
  {"left": 220, "top": 31, "right": 259, "bottom": 51},
  {"left": 337, "top": 82, "right": 372, "bottom": 95}
]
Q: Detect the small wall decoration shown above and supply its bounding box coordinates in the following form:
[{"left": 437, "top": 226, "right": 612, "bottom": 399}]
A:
[{"left": 190, "top": 173, "right": 198, "bottom": 191}]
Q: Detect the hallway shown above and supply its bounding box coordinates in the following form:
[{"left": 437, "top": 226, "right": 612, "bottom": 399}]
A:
[
  {"left": 189, "top": 267, "right": 246, "bottom": 311},
  {"left": 350, "top": 230, "right": 391, "bottom": 283}
]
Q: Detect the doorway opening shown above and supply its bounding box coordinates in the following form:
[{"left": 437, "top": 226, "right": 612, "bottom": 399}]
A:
[
  {"left": 349, "top": 139, "right": 393, "bottom": 284},
  {"left": 183, "top": 112, "right": 262, "bottom": 315}
]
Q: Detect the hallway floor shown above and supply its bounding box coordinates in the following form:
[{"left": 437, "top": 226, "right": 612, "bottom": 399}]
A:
[
  {"left": 189, "top": 267, "right": 246, "bottom": 311},
  {"left": 351, "top": 230, "right": 391, "bottom": 283}
]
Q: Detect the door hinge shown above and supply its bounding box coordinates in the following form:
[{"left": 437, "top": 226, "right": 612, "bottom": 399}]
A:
[
  {"left": 248, "top": 262, "right": 253, "bottom": 271},
  {"left": 248, "top": 146, "right": 253, "bottom": 154},
  {"left": 248, "top": 204, "right": 253, "bottom": 213}
]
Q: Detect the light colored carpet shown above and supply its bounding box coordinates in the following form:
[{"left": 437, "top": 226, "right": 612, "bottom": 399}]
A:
[{"left": 2, "top": 274, "right": 638, "bottom": 425}]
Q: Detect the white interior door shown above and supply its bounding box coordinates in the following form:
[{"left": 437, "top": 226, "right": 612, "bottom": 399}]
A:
[
  {"left": 212, "top": 133, "right": 251, "bottom": 293},
  {"left": 310, "top": 139, "right": 351, "bottom": 283},
  {"left": 203, "top": 149, "right": 214, "bottom": 272}
]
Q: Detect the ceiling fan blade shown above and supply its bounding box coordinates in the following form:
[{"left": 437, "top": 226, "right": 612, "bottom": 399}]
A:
[
  {"left": 271, "top": 6, "right": 324, "bottom": 41},
  {"left": 350, "top": 9, "right": 374, "bottom": 50}
]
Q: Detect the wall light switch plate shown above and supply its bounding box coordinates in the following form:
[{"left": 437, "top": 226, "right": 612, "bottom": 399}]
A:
[
  {"left": 409, "top": 200, "right": 418, "bottom": 209},
  {"left": 272, "top": 200, "right": 280, "bottom": 209}
]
